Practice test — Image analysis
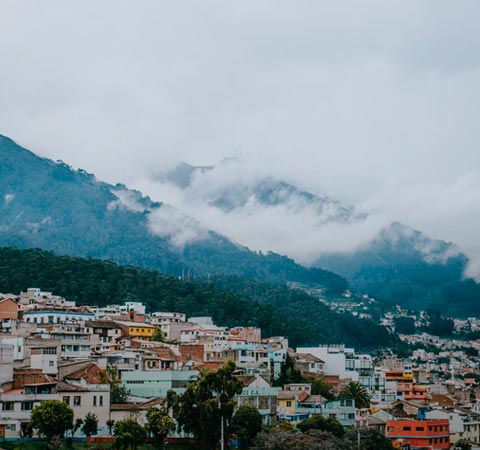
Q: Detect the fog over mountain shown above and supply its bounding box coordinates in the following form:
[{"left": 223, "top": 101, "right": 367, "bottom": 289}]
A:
[
  {"left": 1, "top": 1, "right": 480, "bottom": 277},
  {"left": 135, "top": 159, "right": 464, "bottom": 269}
]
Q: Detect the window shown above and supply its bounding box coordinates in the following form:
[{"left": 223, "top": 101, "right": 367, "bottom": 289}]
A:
[
  {"left": 21, "top": 401, "right": 33, "bottom": 411},
  {"left": 2, "top": 402, "right": 14, "bottom": 411},
  {"left": 286, "top": 401, "right": 292, "bottom": 407},
  {"left": 63, "top": 396, "right": 70, "bottom": 405},
  {"left": 43, "top": 347, "right": 57, "bottom": 355},
  {"left": 74, "top": 396, "right": 81, "bottom": 406},
  {"left": 346, "top": 399, "right": 353, "bottom": 406},
  {"left": 416, "top": 427, "right": 424, "bottom": 431},
  {"left": 93, "top": 396, "right": 97, "bottom": 406},
  {"left": 258, "top": 396, "right": 269, "bottom": 410},
  {"left": 403, "top": 427, "right": 411, "bottom": 431},
  {"left": 99, "top": 395, "right": 103, "bottom": 407},
  {"left": 387, "top": 427, "right": 394, "bottom": 433},
  {"left": 49, "top": 361, "right": 55, "bottom": 367}
]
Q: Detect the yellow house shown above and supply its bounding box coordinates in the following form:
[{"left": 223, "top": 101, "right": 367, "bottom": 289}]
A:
[{"left": 116, "top": 321, "right": 157, "bottom": 341}]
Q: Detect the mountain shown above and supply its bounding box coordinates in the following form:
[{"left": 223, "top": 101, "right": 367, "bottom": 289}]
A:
[
  {"left": 154, "top": 160, "right": 355, "bottom": 221},
  {"left": 155, "top": 162, "right": 480, "bottom": 318},
  {"left": 316, "top": 222, "right": 480, "bottom": 317},
  {"left": 0, "top": 134, "right": 346, "bottom": 292},
  {"left": 0, "top": 246, "right": 397, "bottom": 349}
]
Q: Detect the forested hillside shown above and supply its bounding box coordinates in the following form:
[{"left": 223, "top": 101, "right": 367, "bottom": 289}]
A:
[
  {"left": 316, "top": 223, "right": 480, "bottom": 317},
  {"left": 0, "top": 134, "right": 347, "bottom": 292},
  {"left": 0, "top": 247, "right": 396, "bottom": 349}
]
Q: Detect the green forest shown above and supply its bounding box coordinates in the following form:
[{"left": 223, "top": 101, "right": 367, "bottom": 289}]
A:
[{"left": 0, "top": 247, "right": 396, "bottom": 349}]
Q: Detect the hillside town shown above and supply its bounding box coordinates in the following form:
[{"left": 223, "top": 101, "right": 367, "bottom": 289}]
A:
[{"left": 1, "top": 288, "right": 480, "bottom": 449}]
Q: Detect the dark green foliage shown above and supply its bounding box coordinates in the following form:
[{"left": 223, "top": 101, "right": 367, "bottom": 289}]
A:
[
  {"left": 212, "top": 275, "right": 397, "bottom": 349},
  {"left": 146, "top": 407, "right": 175, "bottom": 448},
  {"left": 81, "top": 412, "right": 98, "bottom": 438},
  {"left": 101, "top": 365, "right": 130, "bottom": 404},
  {"left": 274, "top": 353, "right": 302, "bottom": 386},
  {"left": 0, "top": 134, "right": 347, "bottom": 290},
  {"left": 311, "top": 377, "right": 335, "bottom": 400},
  {"left": 316, "top": 223, "right": 480, "bottom": 318},
  {"left": 30, "top": 400, "right": 74, "bottom": 443},
  {"left": 297, "top": 415, "right": 345, "bottom": 438},
  {"left": 229, "top": 405, "right": 263, "bottom": 449},
  {"left": 172, "top": 360, "right": 244, "bottom": 450},
  {"left": 394, "top": 317, "right": 416, "bottom": 334},
  {"left": 0, "top": 246, "right": 396, "bottom": 348},
  {"left": 106, "top": 419, "right": 115, "bottom": 435},
  {"left": 113, "top": 418, "right": 146, "bottom": 450},
  {"left": 339, "top": 382, "right": 371, "bottom": 409},
  {"left": 424, "top": 310, "right": 454, "bottom": 336},
  {"left": 345, "top": 428, "right": 395, "bottom": 450},
  {"left": 454, "top": 439, "right": 473, "bottom": 450},
  {"left": 252, "top": 429, "right": 354, "bottom": 450}
]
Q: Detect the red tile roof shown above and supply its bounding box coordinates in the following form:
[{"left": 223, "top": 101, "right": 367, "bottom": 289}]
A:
[{"left": 66, "top": 363, "right": 105, "bottom": 384}]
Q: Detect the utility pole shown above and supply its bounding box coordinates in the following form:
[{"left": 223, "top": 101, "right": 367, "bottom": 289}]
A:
[{"left": 220, "top": 414, "right": 224, "bottom": 450}]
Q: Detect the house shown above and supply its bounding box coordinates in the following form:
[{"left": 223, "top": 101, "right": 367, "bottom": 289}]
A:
[
  {"left": 235, "top": 386, "right": 279, "bottom": 425},
  {"left": 23, "top": 309, "right": 94, "bottom": 325},
  {"left": 386, "top": 419, "right": 450, "bottom": 449},
  {"left": 0, "top": 298, "right": 18, "bottom": 332},
  {"left": 115, "top": 321, "right": 158, "bottom": 341},
  {"left": 292, "top": 352, "right": 324, "bottom": 376},
  {"left": 26, "top": 338, "right": 61, "bottom": 376},
  {"left": 121, "top": 369, "right": 199, "bottom": 398},
  {"left": 0, "top": 370, "right": 58, "bottom": 439}
]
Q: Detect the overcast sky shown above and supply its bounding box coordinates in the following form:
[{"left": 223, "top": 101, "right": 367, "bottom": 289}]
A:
[{"left": 1, "top": 1, "right": 480, "bottom": 275}]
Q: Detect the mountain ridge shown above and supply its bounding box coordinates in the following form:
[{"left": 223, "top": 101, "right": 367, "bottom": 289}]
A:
[
  {"left": 153, "top": 159, "right": 480, "bottom": 317},
  {"left": 0, "top": 134, "right": 347, "bottom": 292}
]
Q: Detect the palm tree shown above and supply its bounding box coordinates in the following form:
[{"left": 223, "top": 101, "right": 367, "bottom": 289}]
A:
[{"left": 340, "top": 381, "right": 371, "bottom": 408}]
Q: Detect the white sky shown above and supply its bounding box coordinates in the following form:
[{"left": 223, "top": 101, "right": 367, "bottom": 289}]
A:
[{"left": 1, "top": 1, "right": 480, "bottom": 274}]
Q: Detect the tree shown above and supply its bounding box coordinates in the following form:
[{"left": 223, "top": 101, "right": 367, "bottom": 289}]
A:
[
  {"left": 229, "top": 405, "right": 263, "bottom": 449},
  {"left": 297, "top": 415, "right": 344, "bottom": 438},
  {"left": 454, "top": 440, "right": 472, "bottom": 450},
  {"left": 152, "top": 328, "right": 165, "bottom": 342},
  {"left": 172, "top": 360, "right": 244, "bottom": 450},
  {"left": 394, "top": 317, "right": 416, "bottom": 335},
  {"left": 339, "top": 382, "right": 371, "bottom": 409},
  {"left": 311, "top": 376, "right": 335, "bottom": 400},
  {"left": 114, "top": 418, "right": 147, "bottom": 450},
  {"left": 146, "top": 407, "right": 175, "bottom": 448},
  {"left": 107, "top": 419, "right": 115, "bottom": 435},
  {"left": 72, "top": 418, "right": 83, "bottom": 438},
  {"left": 82, "top": 412, "right": 99, "bottom": 440},
  {"left": 101, "top": 364, "right": 130, "bottom": 403},
  {"left": 252, "top": 429, "right": 354, "bottom": 450},
  {"left": 30, "top": 400, "right": 74, "bottom": 446},
  {"left": 345, "top": 428, "right": 395, "bottom": 450},
  {"left": 274, "top": 353, "right": 302, "bottom": 386}
]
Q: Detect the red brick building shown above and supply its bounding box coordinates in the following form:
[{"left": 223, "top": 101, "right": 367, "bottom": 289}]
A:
[{"left": 386, "top": 419, "right": 450, "bottom": 449}]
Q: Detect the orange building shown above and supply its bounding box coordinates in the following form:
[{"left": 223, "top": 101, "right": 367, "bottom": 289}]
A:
[
  {"left": 0, "top": 298, "right": 18, "bottom": 320},
  {"left": 386, "top": 419, "right": 450, "bottom": 450}
]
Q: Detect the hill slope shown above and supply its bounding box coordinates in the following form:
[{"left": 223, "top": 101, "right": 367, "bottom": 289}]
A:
[
  {"left": 0, "top": 247, "right": 396, "bottom": 349},
  {"left": 0, "top": 134, "right": 346, "bottom": 292},
  {"left": 316, "top": 223, "right": 480, "bottom": 317},
  {"left": 155, "top": 161, "right": 480, "bottom": 317}
]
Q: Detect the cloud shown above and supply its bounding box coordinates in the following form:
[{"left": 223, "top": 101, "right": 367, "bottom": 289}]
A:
[
  {"left": 148, "top": 204, "right": 209, "bottom": 248},
  {"left": 133, "top": 163, "right": 388, "bottom": 265},
  {"left": 4, "top": 194, "right": 14, "bottom": 206},
  {"left": 1, "top": 1, "right": 480, "bottom": 275}
]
